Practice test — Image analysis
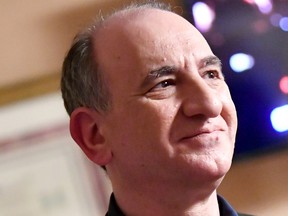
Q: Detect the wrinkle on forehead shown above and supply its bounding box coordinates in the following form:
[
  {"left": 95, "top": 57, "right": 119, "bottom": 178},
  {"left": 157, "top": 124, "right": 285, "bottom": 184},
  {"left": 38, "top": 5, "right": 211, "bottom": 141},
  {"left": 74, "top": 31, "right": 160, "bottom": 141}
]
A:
[{"left": 93, "top": 8, "right": 213, "bottom": 79}]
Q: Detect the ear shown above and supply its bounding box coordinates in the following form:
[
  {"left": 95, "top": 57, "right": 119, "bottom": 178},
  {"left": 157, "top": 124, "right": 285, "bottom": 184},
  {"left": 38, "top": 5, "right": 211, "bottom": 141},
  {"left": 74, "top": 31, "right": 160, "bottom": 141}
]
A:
[{"left": 70, "top": 107, "right": 112, "bottom": 166}]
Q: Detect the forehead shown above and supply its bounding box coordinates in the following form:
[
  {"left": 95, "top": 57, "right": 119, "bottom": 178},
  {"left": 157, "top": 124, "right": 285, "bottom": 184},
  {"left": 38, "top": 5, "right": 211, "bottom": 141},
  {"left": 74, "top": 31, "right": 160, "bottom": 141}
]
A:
[
  {"left": 97, "top": 9, "right": 208, "bottom": 48},
  {"left": 93, "top": 9, "right": 213, "bottom": 87}
]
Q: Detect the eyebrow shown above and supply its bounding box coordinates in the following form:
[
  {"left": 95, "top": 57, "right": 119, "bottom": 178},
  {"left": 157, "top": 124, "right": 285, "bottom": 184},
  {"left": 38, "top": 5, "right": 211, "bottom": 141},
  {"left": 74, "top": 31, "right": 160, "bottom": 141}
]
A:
[
  {"left": 140, "top": 56, "right": 222, "bottom": 89},
  {"left": 141, "top": 66, "right": 176, "bottom": 88},
  {"left": 200, "top": 56, "right": 222, "bottom": 69}
]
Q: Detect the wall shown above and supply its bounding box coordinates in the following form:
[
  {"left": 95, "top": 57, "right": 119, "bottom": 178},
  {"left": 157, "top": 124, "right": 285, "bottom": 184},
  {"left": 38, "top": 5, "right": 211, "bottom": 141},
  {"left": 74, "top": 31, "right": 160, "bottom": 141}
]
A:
[{"left": 219, "top": 149, "right": 288, "bottom": 215}]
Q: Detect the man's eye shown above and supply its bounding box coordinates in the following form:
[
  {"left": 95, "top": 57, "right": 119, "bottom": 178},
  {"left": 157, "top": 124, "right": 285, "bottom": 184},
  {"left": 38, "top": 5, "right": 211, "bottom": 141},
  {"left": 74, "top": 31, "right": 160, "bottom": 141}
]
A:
[
  {"left": 205, "top": 70, "right": 219, "bottom": 79},
  {"left": 149, "top": 79, "right": 176, "bottom": 92},
  {"left": 154, "top": 79, "right": 175, "bottom": 89}
]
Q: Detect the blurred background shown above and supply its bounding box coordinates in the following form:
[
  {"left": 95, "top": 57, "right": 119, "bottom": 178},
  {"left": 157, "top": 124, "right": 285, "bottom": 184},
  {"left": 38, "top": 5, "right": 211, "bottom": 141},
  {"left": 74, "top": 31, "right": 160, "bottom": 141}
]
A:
[{"left": 0, "top": 0, "right": 287, "bottom": 215}]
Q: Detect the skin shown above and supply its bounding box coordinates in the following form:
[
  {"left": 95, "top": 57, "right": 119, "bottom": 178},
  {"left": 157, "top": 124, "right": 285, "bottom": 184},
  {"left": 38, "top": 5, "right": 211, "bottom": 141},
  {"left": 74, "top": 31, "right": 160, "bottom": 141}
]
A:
[{"left": 70, "top": 8, "right": 238, "bottom": 216}]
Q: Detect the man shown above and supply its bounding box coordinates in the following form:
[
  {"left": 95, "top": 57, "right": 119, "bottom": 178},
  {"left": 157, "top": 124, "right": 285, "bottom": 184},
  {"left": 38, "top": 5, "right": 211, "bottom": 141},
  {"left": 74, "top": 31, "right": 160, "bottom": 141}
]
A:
[{"left": 61, "top": 1, "right": 249, "bottom": 216}]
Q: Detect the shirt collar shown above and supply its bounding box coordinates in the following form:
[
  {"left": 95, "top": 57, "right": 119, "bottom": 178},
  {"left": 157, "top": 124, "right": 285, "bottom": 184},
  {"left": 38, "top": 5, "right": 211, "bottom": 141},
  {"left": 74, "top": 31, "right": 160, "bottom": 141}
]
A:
[
  {"left": 105, "top": 193, "right": 125, "bottom": 216},
  {"left": 106, "top": 193, "right": 239, "bottom": 216},
  {"left": 217, "top": 195, "right": 239, "bottom": 216}
]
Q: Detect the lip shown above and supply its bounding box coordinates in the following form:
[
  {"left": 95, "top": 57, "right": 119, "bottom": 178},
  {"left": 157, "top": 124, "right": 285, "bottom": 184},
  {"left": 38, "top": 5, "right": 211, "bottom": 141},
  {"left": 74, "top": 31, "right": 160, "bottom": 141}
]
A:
[{"left": 178, "top": 127, "right": 225, "bottom": 143}]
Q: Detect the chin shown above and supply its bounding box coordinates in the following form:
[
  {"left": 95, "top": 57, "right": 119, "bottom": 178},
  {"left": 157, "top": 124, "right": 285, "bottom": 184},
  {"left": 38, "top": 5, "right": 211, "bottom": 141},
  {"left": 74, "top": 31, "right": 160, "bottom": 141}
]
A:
[
  {"left": 189, "top": 152, "right": 233, "bottom": 182},
  {"left": 207, "top": 155, "right": 233, "bottom": 180},
  {"left": 202, "top": 144, "right": 234, "bottom": 179}
]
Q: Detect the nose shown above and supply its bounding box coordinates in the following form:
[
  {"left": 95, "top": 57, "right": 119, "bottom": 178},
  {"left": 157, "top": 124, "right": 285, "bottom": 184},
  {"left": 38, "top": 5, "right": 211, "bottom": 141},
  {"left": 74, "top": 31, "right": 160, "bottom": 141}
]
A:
[{"left": 181, "top": 77, "right": 223, "bottom": 118}]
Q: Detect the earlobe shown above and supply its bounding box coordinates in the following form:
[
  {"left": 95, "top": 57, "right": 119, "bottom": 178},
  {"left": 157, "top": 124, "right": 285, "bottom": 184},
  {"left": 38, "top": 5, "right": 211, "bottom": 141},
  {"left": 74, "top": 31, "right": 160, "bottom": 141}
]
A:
[{"left": 70, "top": 107, "right": 112, "bottom": 166}]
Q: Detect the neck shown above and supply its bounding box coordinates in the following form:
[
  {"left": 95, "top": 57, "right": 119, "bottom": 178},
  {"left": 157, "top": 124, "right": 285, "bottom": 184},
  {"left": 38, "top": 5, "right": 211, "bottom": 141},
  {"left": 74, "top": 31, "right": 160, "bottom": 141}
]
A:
[{"left": 112, "top": 181, "right": 221, "bottom": 216}]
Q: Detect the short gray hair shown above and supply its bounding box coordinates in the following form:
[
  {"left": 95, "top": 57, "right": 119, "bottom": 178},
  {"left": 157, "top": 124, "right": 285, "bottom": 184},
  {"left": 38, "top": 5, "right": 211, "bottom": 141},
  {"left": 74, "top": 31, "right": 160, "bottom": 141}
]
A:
[{"left": 61, "top": 1, "right": 171, "bottom": 115}]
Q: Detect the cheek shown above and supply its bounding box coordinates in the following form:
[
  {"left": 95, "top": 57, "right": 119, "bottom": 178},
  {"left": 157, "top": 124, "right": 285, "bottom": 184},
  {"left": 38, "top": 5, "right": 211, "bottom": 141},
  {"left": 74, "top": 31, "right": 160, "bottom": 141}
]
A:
[
  {"left": 220, "top": 87, "right": 238, "bottom": 140},
  {"left": 106, "top": 100, "right": 180, "bottom": 172},
  {"left": 133, "top": 101, "right": 178, "bottom": 140},
  {"left": 129, "top": 101, "right": 180, "bottom": 152}
]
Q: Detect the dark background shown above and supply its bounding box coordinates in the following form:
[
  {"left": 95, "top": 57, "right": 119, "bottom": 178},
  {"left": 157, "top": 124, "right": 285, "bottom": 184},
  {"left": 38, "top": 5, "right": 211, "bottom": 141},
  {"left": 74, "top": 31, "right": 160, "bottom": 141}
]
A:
[{"left": 181, "top": 0, "right": 288, "bottom": 159}]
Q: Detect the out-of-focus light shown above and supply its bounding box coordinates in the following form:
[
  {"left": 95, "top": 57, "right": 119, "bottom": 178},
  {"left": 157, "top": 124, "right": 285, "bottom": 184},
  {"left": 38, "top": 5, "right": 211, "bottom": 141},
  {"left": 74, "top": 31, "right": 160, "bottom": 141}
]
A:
[
  {"left": 279, "top": 76, "right": 288, "bottom": 94},
  {"left": 243, "top": 0, "right": 254, "bottom": 4},
  {"left": 244, "top": 0, "right": 273, "bottom": 14},
  {"left": 270, "top": 104, "right": 288, "bottom": 132},
  {"left": 270, "top": 13, "right": 282, "bottom": 27},
  {"left": 229, "top": 53, "right": 255, "bottom": 73},
  {"left": 192, "top": 2, "right": 215, "bottom": 33},
  {"left": 255, "top": 0, "right": 273, "bottom": 14},
  {"left": 279, "top": 17, "right": 288, "bottom": 31}
]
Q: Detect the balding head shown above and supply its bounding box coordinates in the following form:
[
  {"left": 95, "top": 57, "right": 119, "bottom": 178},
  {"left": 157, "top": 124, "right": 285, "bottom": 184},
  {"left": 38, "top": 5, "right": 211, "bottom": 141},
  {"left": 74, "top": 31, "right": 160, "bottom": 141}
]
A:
[
  {"left": 92, "top": 8, "right": 213, "bottom": 103},
  {"left": 61, "top": 2, "right": 171, "bottom": 116}
]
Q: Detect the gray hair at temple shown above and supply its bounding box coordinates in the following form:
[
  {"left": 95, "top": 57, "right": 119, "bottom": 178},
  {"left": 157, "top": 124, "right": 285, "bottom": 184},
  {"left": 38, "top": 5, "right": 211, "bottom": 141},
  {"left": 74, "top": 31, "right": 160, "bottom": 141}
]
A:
[{"left": 61, "top": 1, "right": 171, "bottom": 116}]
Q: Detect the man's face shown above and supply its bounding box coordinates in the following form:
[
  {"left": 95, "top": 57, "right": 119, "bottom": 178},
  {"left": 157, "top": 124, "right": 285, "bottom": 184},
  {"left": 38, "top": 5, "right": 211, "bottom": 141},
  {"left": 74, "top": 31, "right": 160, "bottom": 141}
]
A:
[{"left": 94, "top": 9, "right": 237, "bottom": 187}]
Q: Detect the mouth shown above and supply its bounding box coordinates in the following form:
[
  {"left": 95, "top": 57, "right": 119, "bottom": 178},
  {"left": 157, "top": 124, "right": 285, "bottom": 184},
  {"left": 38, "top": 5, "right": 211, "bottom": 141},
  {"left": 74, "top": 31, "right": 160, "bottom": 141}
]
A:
[{"left": 178, "top": 128, "right": 225, "bottom": 144}]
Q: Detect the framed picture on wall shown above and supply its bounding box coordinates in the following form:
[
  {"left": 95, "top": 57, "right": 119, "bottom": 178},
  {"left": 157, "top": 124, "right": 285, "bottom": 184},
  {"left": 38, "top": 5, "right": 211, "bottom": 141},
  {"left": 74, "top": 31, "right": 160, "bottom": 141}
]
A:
[{"left": 0, "top": 123, "right": 111, "bottom": 216}]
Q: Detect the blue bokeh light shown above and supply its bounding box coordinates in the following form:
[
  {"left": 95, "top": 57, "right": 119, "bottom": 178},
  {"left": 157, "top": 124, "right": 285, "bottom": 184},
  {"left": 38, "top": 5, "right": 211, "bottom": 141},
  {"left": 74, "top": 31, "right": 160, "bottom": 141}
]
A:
[
  {"left": 271, "top": 105, "right": 288, "bottom": 132},
  {"left": 229, "top": 53, "right": 255, "bottom": 73},
  {"left": 279, "top": 17, "right": 288, "bottom": 31}
]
